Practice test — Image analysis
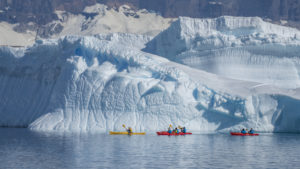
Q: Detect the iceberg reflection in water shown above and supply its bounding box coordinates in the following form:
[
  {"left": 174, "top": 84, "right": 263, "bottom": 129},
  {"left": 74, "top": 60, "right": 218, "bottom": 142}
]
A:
[{"left": 0, "top": 128, "right": 299, "bottom": 169}]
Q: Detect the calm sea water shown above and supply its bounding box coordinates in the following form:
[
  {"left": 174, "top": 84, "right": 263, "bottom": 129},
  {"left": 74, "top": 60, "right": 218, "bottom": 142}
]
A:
[{"left": 0, "top": 128, "right": 299, "bottom": 169}]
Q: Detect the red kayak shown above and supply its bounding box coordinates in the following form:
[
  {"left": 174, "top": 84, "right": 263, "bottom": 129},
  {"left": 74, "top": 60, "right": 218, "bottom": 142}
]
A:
[
  {"left": 156, "top": 131, "right": 192, "bottom": 136},
  {"left": 230, "top": 132, "right": 259, "bottom": 136}
]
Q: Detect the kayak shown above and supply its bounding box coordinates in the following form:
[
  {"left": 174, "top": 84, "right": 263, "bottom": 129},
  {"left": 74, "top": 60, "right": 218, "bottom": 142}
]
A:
[
  {"left": 230, "top": 132, "right": 259, "bottom": 136},
  {"left": 109, "top": 131, "right": 146, "bottom": 135},
  {"left": 156, "top": 131, "right": 192, "bottom": 136}
]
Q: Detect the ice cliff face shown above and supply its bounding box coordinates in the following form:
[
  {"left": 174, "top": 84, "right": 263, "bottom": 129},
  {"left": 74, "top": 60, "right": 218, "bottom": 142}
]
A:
[
  {"left": 1, "top": 16, "right": 300, "bottom": 132},
  {"left": 144, "top": 16, "right": 300, "bottom": 89}
]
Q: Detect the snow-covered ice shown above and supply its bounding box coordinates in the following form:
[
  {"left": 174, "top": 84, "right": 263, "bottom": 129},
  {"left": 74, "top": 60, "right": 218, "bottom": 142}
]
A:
[
  {"left": 144, "top": 16, "right": 300, "bottom": 89},
  {"left": 1, "top": 16, "right": 300, "bottom": 132}
]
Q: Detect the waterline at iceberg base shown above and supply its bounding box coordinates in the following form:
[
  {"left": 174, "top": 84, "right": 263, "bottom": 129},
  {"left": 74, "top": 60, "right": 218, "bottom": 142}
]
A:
[{"left": 1, "top": 17, "right": 300, "bottom": 133}]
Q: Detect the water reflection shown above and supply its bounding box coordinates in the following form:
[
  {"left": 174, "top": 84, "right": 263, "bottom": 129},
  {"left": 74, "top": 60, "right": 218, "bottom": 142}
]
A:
[{"left": 0, "top": 129, "right": 299, "bottom": 169}]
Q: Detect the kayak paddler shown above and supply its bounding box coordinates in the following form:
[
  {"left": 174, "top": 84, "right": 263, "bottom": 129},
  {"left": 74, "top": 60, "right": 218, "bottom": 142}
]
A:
[
  {"left": 241, "top": 128, "right": 247, "bottom": 134},
  {"left": 248, "top": 128, "right": 254, "bottom": 134},
  {"left": 174, "top": 127, "right": 179, "bottom": 134},
  {"left": 181, "top": 127, "right": 186, "bottom": 133},
  {"left": 122, "top": 124, "right": 133, "bottom": 134},
  {"left": 168, "top": 125, "right": 172, "bottom": 134},
  {"left": 127, "top": 127, "right": 133, "bottom": 134}
]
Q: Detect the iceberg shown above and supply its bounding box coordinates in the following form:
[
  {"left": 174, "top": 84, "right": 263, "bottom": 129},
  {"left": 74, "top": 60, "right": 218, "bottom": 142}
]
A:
[
  {"left": 0, "top": 17, "right": 300, "bottom": 132},
  {"left": 144, "top": 16, "right": 300, "bottom": 89}
]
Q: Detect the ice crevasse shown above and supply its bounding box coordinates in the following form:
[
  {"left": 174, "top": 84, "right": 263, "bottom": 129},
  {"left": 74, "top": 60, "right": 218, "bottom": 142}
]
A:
[{"left": 0, "top": 17, "right": 300, "bottom": 132}]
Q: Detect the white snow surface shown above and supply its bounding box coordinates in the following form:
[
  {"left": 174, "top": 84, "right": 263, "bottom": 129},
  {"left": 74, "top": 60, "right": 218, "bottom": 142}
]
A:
[
  {"left": 0, "top": 4, "right": 172, "bottom": 47},
  {"left": 0, "top": 22, "right": 36, "bottom": 46},
  {"left": 144, "top": 16, "right": 300, "bottom": 89},
  {"left": 54, "top": 4, "right": 173, "bottom": 38},
  {"left": 1, "top": 16, "right": 300, "bottom": 133}
]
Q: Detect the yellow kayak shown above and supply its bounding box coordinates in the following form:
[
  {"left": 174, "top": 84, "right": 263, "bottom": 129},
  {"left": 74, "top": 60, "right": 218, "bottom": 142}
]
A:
[{"left": 109, "top": 131, "right": 146, "bottom": 135}]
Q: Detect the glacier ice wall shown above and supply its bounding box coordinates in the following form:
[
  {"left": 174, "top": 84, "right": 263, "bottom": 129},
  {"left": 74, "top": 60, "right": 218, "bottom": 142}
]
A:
[
  {"left": 0, "top": 30, "right": 300, "bottom": 132},
  {"left": 144, "top": 16, "right": 300, "bottom": 89}
]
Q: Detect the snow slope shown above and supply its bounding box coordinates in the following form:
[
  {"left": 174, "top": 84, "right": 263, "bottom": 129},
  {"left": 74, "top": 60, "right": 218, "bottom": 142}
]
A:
[
  {"left": 54, "top": 4, "right": 173, "bottom": 37},
  {"left": 0, "top": 4, "right": 172, "bottom": 47},
  {"left": 1, "top": 31, "right": 300, "bottom": 132},
  {"left": 144, "top": 16, "right": 300, "bottom": 89},
  {"left": 0, "top": 22, "right": 36, "bottom": 46}
]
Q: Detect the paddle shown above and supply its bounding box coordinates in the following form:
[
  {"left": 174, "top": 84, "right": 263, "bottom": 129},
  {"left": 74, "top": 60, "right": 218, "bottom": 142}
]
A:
[
  {"left": 122, "top": 124, "right": 127, "bottom": 130},
  {"left": 123, "top": 124, "right": 133, "bottom": 135}
]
